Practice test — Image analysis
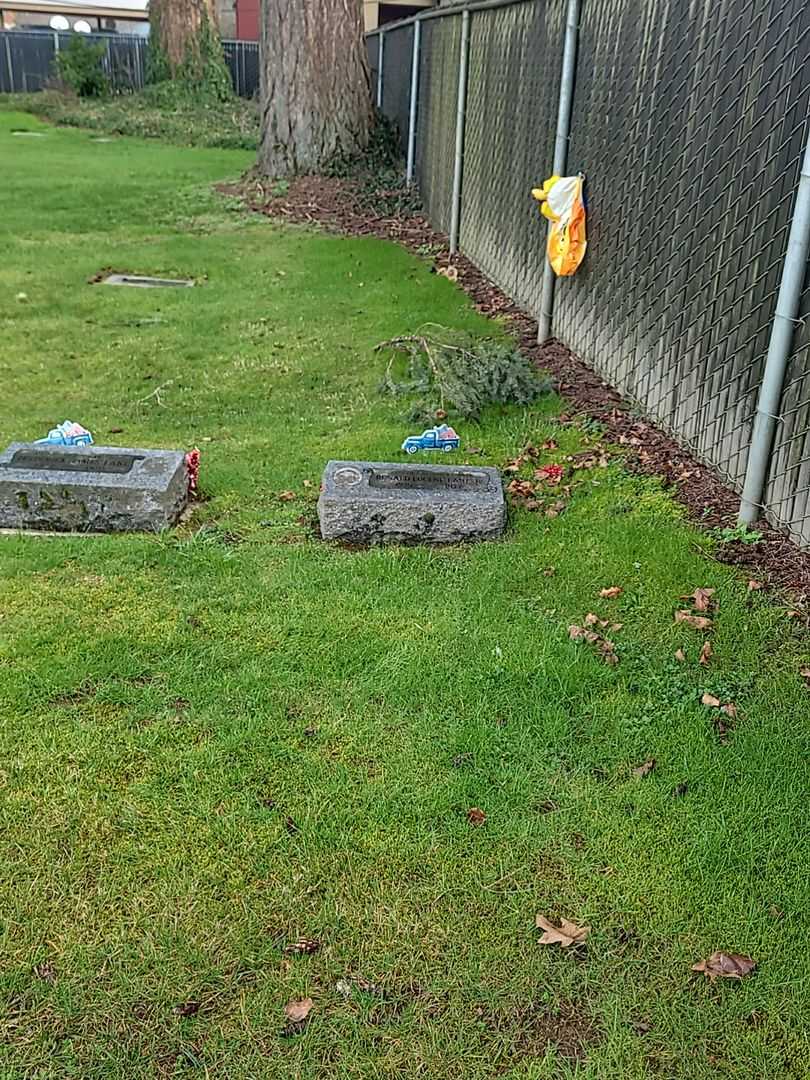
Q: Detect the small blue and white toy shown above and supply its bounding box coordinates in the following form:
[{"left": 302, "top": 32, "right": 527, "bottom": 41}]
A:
[
  {"left": 37, "top": 420, "right": 94, "bottom": 447},
  {"left": 401, "top": 423, "right": 460, "bottom": 454}
]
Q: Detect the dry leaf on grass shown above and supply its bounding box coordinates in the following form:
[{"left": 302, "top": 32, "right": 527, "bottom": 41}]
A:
[
  {"left": 681, "top": 587, "right": 716, "bottom": 612},
  {"left": 674, "top": 648, "right": 686, "bottom": 662},
  {"left": 747, "top": 580, "right": 763, "bottom": 592},
  {"left": 701, "top": 693, "right": 722, "bottom": 707},
  {"left": 584, "top": 612, "right": 599, "bottom": 626},
  {"left": 675, "top": 610, "right": 714, "bottom": 631},
  {"left": 569, "top": 624, "right": 619, "bottom": 665},
  {"left": 278, "top": 490, "right": 296, "bottom": 502},
  {"left": 691, "top": 952, "right": 756, "bottom": 981},
  {"left": 599, "top": 586, "right": 623, "bottom": 599},
  {"left": 284, "top": 997, "right": 314, "bottom": 1023},
  {"left": 632, "top": 759, "right": 656, "bottom": 778},
  {"left": 699, "top": 641, "right": 713, "bottom": 666},
  {"left": 467, "top": 807, "right": 486, "bottom": 826},
  {"left": 800, "top": 667, "right": 810, "bottom": 685},
  {"left": 506, "top": 478, "right": 536, "bottom": 499},
  {"left": 284, "top": 938, "right": 321, "bottom": 955},
  {"left": 535, "top": 914, "right": 590, "bottom": 947}
]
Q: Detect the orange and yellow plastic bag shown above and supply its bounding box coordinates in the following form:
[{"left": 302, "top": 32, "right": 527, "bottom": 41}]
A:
[{"left": 531, "top": 174, "right": 587, "bottom": 276}]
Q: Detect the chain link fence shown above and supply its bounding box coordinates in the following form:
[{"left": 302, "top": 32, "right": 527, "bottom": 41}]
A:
[
  {"left": 368, "top": 0, "right": 810, "bottom": 549},
  {"left": 0, "top": 31, "right": 259, "bottom": 98}
]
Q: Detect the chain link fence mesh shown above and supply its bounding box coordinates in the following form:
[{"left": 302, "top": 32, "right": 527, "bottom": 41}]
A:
[
  {"left": 554, "top": 0, "right": 810, "bottom": 549},
  {"left": 375, "top": 23, "right": 414, "bottom": 156},
  {"left": 371, "top": 0, "right": 810, "bottom": 549},
  {"left": 414, "top": 15, "right": 462, "bottom": 233},
  {"left": 460, "top": 1, "right": 564, "bottom": 313}
]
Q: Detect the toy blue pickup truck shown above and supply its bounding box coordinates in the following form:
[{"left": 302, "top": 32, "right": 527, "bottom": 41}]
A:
[{"left": 401, "top": 423, "right": 460, "bottom": 454}]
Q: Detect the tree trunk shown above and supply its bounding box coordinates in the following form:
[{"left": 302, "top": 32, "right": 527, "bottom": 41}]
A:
[
  {"left": 259, "top": 0, "right": 372, "bottom": 176},
  {"left": 150, "top": 0, "right": 219, "bottom": 76}
]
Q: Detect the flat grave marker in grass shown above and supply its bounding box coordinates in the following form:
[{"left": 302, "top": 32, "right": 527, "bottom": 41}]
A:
[
  {"left": 318, "top": 460, "right": 505, "bottom": 544},
  {"left": 0, "top": 442, "right": 189, "bottom": 533},
  {"left": 101, "top": 273, "right": 194, "bottom": 288}
]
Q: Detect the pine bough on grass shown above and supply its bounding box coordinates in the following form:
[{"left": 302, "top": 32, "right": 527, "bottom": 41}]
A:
[{"left": 377, "top": 325, "right": 553, "bottom": 422}]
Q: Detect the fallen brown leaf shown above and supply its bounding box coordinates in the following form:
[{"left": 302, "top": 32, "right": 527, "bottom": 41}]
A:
[
  {"left": 541, "top": 439, "right": 559, "bottom": 450},
  {"left": 506, "top": 478, "right": 536, "bottom": 499},
  {"left": 632, "top": 759, "right": 656, "bottom": 778},
  {"left": 278, "top": 490, "right": 296, "bottom": 502},
  {"left": 467, "top": 807, "right": 486, "bottom": 826},
  {"left": 682, "top": 587, "right": 716, "bottom": 612},
  {"left": 721, "top": 702, "right": 737, "bottom": 719},
  {"left": 284, "top": 997, "right": 314, "bottom": 1023},
  {"left": 691, "top": 952, "right": 755, "bottom": 981},
  {"left": 674, "top": 648, "right": 686, "bottom": 662},
  {"left": 747, "top": 580, "right": 763, "bottom": 591},
  {"left": 600, "top": 586, "right": 623, "bottom": 599},
  {"left": 800, "top": 667, "right": 810, "bottom": 685},
  {"left": 545, "top": 500, "right": 567, "bottom": 517},
  {"left": 699, "top": 641, "right": 713, "bottom": 666},
  {"left": 284, "top": 938, "right": 320, "bottom": 955},
  {"left": 535, "top": 914, "right": 590, "bottom": 947},
  {"left": 701, "top": 693, "right": 722, "bottom": 707},
  {"left": 675, "top": 610, "right": 713, "bottom": 630},
  {"left": 584, "top": 612, "right": 599, "bottom": 626},
  {"left": 568, "top": 625, "right": 585, "bottom": 640}
]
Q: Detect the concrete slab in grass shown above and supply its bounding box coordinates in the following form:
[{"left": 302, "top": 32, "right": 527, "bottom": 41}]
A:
[
  {"left": 0, "top": 443, "right": 189, "bottom": 533},
  {"left": 318, "top": 460, "right": 505, "bottom": 544}
]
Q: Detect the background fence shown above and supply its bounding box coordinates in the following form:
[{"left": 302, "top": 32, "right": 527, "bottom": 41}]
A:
[
  {"left": 368, "top": 0, "right": 810, "bottom": 549},
  {"left": 0, "top": 31, "right": 259, "bottom": 98}
]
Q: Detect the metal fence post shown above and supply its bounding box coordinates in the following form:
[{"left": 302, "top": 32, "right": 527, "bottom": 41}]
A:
[
  {"left": 406, "top": 18, "right": 422, "bottom": 185},
  {"left": 449, "top": 9, "right": 471, "bottom": 255},
  {"left": 738, "top": 131, "right": 810, "bottom": 526},
  {"left": 4, "top": 34, "right": 13, "bottom": 93},
  {"left": 376, "top": 29, "right": 384, "bottom": 109},
  {"left": 537, "top": 0, "right": 581, "bottom": 342}
]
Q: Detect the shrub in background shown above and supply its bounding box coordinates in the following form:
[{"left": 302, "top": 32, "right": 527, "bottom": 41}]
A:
[{"left": 56, "top": 36, "right": 109, "bottom": 98}]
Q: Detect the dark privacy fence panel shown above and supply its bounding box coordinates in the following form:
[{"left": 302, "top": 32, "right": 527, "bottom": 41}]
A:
[
  {"left": 375, "top": 22, "right": 414, "bottom": 156},
  {"left": 553, "top": 0, "right": 810, "bottom": 548},
  {"left": 415, "top": 14, "right": 462, "bottom": 233},
  {"left": 460, "top": 0, "right": 564, "bottom": 313},
  {"left": 0, "top": 31, "right": 259, "bottom": 98},
  {"left": 367, "top": 0, "right": 810, "bottom": 547}
]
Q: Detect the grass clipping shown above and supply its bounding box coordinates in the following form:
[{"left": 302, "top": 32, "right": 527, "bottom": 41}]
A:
[{"left": 377, "top": 325, "right": 552, "bottom": 422}]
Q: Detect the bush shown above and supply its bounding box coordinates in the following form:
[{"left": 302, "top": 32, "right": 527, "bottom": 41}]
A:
[{"left": 55, "top": 36, "right": 108, "bottom": 98}]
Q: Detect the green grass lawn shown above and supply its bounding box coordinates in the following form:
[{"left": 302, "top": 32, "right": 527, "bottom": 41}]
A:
[{"left": 1, "top": 110, "right": 809, "bottom": 1080}]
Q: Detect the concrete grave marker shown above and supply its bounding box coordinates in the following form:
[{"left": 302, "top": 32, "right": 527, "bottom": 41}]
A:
[
  {"left": 318, "top": 460, "right": 505, "bottom": 544},
  {"left": 101, "top": 274, "right": 194, "bottom": 288},
  {"left": 0, "top": 443, "right": 188, "bottom": 533}
]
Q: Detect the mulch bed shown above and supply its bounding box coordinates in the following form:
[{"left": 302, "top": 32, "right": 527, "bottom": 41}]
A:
[{"left": 220, "top": 174, "right": 810, "bottom": 603}]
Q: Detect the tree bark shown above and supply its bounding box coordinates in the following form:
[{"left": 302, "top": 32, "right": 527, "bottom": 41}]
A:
[
  {"left": 259, "top": 0, "right": 372, "bottom": 176},
  {"left": 150, "top": 0, "right": 219, "bottom": 76}
]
